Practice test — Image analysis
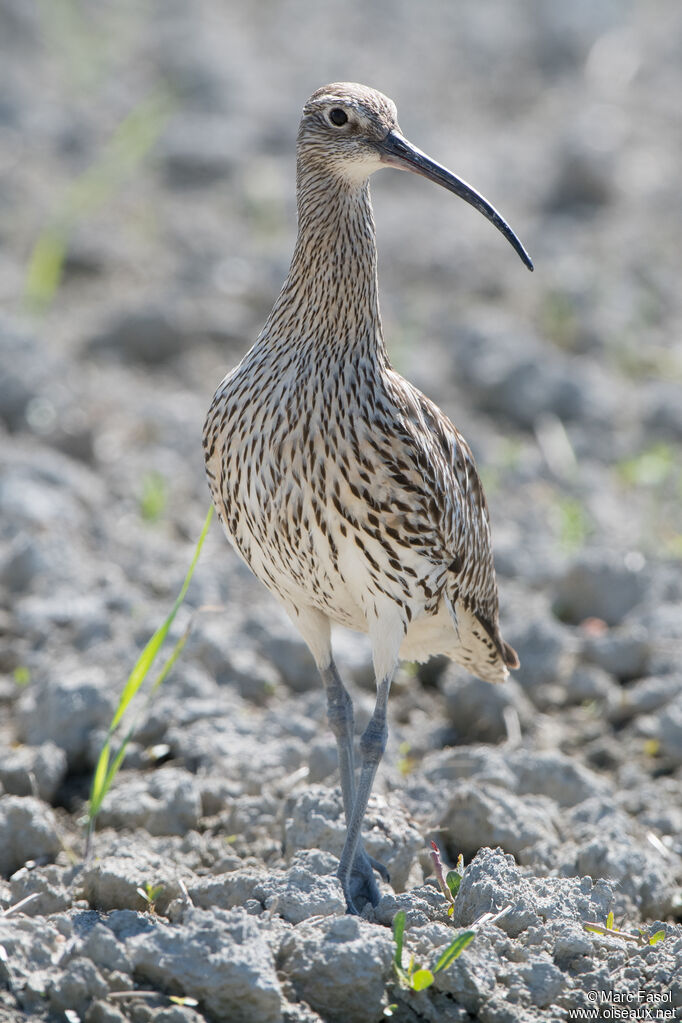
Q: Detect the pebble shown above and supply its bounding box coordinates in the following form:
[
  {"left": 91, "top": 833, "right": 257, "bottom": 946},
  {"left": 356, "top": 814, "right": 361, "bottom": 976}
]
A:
[
  {"left": 0, "top": 321, "right": 49, "bottom": 432},
  {"left": 453, "top": 324, "right": 594, "bottom": 430},
  {"left": 508, "top": 749, "right": 610, "bottom": 807},
  {"left": 278, "top": 915, "right": 393, "bottom": 1023},
  {"left": 17, "top": 667, "right": 116, "bottom": 767},
  {"left": 97, "top": 767, "right": 203, "bottom": 836},
  {"left": 581, "top": 623, "right": 650, "bottom": 680},
  {"left": 0, "top": 532, "right": 42, "bottom": 592},
  {"left": 190, "top": 614, "right": 281, "bottom": 704},
  {"left": 565, "top": 663, "right": 620, "bottom": 707},
  {"left": 635, "top": 691, "right": 682, "bottom": 766},
  {"left": 0, "top": 741, "right": 67, "bottom": 803},
  {"left": 553, "top": 550, "right": 648, "bottom": 626},
  {"left": 0, "top": 465, "right": 83, "bottom": 531},
  {"left": 451, "top": 847, "right": 613, "bottom": 936},
  {"left": 642, "top": 382, "right": 682, "bottom": 441},
  {"left": 442, "top": 782, "right": 560, "bottom": 860},
  {"left": 441, "top": 669, "right": 534, "bottom": 743},
  {"left": 86, "top": 309, "right": 187, "bottom": 365},
  {"left": 609, "top": 675, "right": 680, "bottom": 724},
  {"left": 506, "top": 615, "right": 578, "bottom": 700},
  {"left": 128, "top": 907, "right": 283, "bottom": 1023},
  {"left": 47, "top": 957, "right": 109, "bottom": 1017},
  {"left": 0, "top": 795, "right": 61, "bottom": 877},
  {"left": 565, "top": 798, "right": 678, "bottom": 918},
  {"left": 256, "top": 853, "right": 345, "bottom": 924},
  {"left": 81, "top": 840, "right": 190, "bottom": 914},
  {"left": 9, "top": 862, "right": 75, "bottom": 915},
  {"left": 243, "top": 613, "right": 321, "bottom": 693}
]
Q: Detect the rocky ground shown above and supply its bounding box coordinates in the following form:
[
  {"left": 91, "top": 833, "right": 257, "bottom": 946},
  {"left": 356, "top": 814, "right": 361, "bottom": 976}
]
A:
[{"left": 1, "top": 1, "right": 682, "bottom": 1021}]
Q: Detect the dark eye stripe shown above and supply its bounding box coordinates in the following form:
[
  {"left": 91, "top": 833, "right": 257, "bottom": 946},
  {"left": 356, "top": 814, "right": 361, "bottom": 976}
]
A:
[{"left": 329, "top": 108, "right": 348, "bottom": 126}]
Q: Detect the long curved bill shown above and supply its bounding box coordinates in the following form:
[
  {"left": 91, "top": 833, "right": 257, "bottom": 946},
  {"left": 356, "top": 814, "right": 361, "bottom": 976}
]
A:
[{"left": 377, "top": 130, "right": 533, "bottom": 271}]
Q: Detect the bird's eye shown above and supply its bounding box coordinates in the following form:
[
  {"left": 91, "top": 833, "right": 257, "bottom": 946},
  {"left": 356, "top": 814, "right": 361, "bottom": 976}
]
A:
[{"left": 329, "top": 108, "right": 348, "bottom": 127}]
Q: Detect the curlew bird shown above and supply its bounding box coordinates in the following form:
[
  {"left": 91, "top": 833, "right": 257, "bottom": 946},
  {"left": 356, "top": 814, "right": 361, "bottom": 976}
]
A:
[{"left": 203, "top": 83, "right": 533, "bottom": 914}]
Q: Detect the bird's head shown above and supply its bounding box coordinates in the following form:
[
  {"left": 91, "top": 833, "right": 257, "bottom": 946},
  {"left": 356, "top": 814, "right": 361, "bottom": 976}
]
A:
[
  {"left": 299, "top": 82, "right": 400, "bottom": 183},
  {"left": 298, "top": 81, "right": 533, "bottom": 271}
]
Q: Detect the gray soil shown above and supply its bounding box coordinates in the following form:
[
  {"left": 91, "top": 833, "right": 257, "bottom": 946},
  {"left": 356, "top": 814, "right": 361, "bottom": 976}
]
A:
[{"left": 1, "top": 2, "right": 681, "bottom": 1022}]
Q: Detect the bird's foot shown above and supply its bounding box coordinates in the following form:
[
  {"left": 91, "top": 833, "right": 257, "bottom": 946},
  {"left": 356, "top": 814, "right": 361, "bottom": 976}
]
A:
[
  {"left": 364, "top": 851, "right": 390, "bottom": 883},
  {"left": 339, "top": 849, "right": 389, "bottom": 915}
]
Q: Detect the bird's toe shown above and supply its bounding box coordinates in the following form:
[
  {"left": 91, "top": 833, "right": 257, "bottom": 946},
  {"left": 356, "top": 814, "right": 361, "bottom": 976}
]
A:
[
  {"left": 347, "top": 849, "right": 384, "bottom": 909},
  {"left": 348, "top": 869, "right": 380, "bottom": 910},
  {"left": 365, "top": 852, "right": 390, "bottom": 883}
]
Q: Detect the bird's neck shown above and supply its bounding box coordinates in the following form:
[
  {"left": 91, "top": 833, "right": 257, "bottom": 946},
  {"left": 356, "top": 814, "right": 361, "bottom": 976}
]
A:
[{"left": 263, "top": 167, "right": 387, "bottom": 364}]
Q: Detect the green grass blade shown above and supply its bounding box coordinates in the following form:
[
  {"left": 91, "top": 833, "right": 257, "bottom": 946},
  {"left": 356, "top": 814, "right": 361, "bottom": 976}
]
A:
[
  {"left": 99, "top": 725, "right": 136, "bottom": 806},
  {"left": 24, "top": 232, "right": 66, "bottom": 310},
  {"left": 109, "top": 506, "right": 213, "bottom": 731},
  {"left": 393, "top": 910, "right": 406, "bottom": 969},
  {"left": 433, "top": 930, "right": 475, "bottom": 973},
  {"left": 24, "top": 90, "right": 172, "bottom": 312},
  {"left": 92, "top": 614, "right": 194, "bottom": 818},
  {"left": 88, "top": 740, "right": 111, "bottom": 815},
  {"left": 151, "top": 620, "right": 192, "bottom": 694},
  {"left": 87, "top": 506, "right": 214, "bottom": 834}
]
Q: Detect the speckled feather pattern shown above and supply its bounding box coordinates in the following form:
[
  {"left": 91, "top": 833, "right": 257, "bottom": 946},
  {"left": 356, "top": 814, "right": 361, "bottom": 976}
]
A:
[{"left": 203, "top": 83, "right": 517, "bottom": 685}]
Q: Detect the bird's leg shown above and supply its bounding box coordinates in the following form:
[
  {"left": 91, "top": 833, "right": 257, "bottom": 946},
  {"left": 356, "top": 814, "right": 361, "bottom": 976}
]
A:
[
  {"left": 336, "top": 668, "right": 394, "bottom": 914},
  {"left": 319, "top": 660, "right": 357, "bottom": 820},
  {"left": 320, "top": 661, "right": 389, "bottom": 899}
]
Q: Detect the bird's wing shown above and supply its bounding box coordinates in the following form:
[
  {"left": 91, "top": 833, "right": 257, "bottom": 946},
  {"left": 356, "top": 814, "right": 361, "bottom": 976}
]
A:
[{"left": 378, "top": 371, "right": 516, "bottom": 667}]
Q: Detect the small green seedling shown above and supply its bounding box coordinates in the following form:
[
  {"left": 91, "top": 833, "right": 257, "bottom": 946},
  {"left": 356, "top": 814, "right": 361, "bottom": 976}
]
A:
[
  {"left": 397, "top": 741, "right": 416, "bottom": 776},
  {"left": 85, "top": 507, "right": 213, "bottom": 858},
  {"left": 430, "top": 841, "right": 464, "bottom": 917},
  {"left": 136, "top": 881, "right": 164, "bottom": 914},
  {"left": 617, "top": 443, "right": 675, "bottom": 490},
  {"left": 392, "top": 910, "right": 475, "bottom": 994},
  {"left": 643, "top": 738, "right": 660, "bottom": 758},
  {"left": 13, "top": 666, "right": 31, "bottom": 687},
  {"left": 555, "top": 495, "right": 591, "bottom": 553},
  {"left": 109, "top": 991, "right": 198, "bottom": 1007},
  {"left": 139, "top": 472, "right": 168, "bottom": 523},
  {"left": 584, "top": 912, "right": 666, "bottom": 947}
]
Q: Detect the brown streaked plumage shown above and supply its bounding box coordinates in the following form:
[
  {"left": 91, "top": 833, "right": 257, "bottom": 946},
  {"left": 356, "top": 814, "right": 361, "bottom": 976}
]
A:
[{"left": 203, "top": 82, "right": 532, "bottom": 913}]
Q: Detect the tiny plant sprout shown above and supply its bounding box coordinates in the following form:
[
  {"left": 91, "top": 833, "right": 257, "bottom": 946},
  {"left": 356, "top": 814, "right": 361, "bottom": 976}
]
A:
[
  {"left": 430, "top": 841, "right": 464, "bottom": 917},
  {"left": 392, "top": 910, "right": 475, "bottom": 994},
  {"left": 137, "top": 881, "right": 164, "bottom": 914},
  {"left": 13, "top": 666, "right": 31, "bottom": 687},
  {"left": 584, "top": 912, "right": 667, "bottom": 947},
  {"left": 139, "top": 471, "right": 168, "bottom": 523}
]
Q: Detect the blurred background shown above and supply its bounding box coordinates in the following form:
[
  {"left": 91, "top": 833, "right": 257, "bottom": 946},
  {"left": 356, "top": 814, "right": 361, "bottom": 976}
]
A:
[
  {"left": 1, "top": 0, "right": 681, "bottom": 690},
  {"left": 1, "top": 0, "right": 682, "bottom": 954}
]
